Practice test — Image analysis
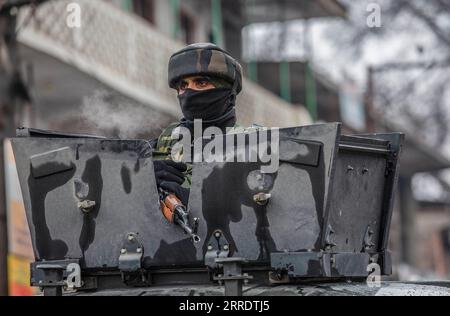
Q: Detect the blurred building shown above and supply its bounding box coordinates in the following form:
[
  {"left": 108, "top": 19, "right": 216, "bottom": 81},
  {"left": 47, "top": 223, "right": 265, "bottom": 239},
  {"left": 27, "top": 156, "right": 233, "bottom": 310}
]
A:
[
  {"left": 14, "top": 0, "right": 312, "bottom": 140},
  {"left": 248, "top": 61, "right": 347, "bottom": 128}
]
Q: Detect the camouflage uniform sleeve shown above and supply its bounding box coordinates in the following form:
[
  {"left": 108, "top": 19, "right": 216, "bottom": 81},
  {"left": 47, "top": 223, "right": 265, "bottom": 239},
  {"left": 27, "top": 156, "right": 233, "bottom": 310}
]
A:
[{"left": 152, "top": 122, "right": 192, "bottom": 188}]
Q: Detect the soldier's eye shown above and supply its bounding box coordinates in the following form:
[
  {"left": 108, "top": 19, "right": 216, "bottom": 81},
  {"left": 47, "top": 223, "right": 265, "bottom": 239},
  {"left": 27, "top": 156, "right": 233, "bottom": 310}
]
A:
[{"left": 196, "top": 79, "right": 210, "bottom": 88}]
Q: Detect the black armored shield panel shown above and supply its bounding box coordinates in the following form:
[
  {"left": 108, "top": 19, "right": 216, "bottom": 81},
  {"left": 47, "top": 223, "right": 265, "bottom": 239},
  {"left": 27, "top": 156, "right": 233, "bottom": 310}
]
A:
[
  {"left": 11, "top": 132, "right": 198, "bottom": 269},
  {"left": 187, "top": 124, "right": 403, "bottom": 279},
  {"left": 187, "top": 123, "right": 341, "bottom": 263}
]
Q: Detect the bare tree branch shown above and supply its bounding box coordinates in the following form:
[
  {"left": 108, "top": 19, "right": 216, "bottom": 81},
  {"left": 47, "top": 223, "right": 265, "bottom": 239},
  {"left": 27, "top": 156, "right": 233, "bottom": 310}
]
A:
[{"left": 400, "top": 0, "right": 450, "bottom": 48}]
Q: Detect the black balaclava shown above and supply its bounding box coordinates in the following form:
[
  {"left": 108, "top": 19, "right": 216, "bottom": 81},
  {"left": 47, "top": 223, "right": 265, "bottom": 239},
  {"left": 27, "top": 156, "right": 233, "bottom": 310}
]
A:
[{"left": 178, "top": 86, "right": 237, "bottom": 133}]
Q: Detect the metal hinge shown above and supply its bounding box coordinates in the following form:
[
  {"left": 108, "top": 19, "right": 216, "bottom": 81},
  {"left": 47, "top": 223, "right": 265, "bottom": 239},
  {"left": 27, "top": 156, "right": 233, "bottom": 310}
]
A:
[{"left": 204, "top": 229, "right": 230, "bottom": 268}]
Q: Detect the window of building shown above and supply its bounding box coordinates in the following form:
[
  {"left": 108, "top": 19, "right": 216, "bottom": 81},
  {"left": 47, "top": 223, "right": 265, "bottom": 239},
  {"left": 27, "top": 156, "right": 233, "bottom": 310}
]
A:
[
  {"left": 179, "top": 9, "right": 196, "bottom": 44},
  {"left": 133, "top": 0, "right": 154, "bottom": 24}
]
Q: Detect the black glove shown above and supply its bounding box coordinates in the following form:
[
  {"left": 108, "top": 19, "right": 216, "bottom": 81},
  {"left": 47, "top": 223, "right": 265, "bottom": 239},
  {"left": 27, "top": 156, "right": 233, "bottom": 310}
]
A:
[
  {"left": 153, "top": 160, "right": 190, "bottom": 205},
  {"left": 154, "top": 160, "right": 187, "bottom": 186},
  {"left": 159, "top": 181, "right": 190, "bottom": 206}
]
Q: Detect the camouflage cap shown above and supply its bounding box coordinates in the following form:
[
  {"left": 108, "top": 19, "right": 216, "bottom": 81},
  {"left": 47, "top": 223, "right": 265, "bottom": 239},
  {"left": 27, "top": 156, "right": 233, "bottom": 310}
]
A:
[{"left": 168, "top": 43, "right": 243, "bottom": 94}]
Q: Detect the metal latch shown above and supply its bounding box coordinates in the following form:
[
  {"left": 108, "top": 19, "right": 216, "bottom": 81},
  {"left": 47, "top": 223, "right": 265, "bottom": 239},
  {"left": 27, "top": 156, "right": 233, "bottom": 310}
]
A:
[
  {"left": 118, "top": 232, "right": 147, "bottom": 285},
  {"left": 119, "top": 232, "right": 143, "bottom": 272}
]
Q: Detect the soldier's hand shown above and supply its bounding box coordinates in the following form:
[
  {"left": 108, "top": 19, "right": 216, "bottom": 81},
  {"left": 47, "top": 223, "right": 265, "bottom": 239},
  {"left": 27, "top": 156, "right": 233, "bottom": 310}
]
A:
[
  {"left": 153, "top": 160, "right": 187, "bottom": 186},
  {"left": 153, "top": 160, "right": 189, "bottom": 205},
  {"left": 159, "top": 181, "right": 190, "bottom": 206}
]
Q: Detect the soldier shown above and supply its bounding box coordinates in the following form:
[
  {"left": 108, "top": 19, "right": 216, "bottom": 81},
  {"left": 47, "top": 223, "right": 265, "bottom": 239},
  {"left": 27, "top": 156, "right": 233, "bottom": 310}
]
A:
[{"left": 152, "top": 43, "right": 243, "bottom": 207}]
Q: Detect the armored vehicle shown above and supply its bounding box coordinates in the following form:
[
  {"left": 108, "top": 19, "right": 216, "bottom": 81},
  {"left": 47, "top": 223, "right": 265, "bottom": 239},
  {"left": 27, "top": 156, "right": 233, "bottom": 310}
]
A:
[{"left": 10, "top": 123, "right": 450, "bottom": 296}]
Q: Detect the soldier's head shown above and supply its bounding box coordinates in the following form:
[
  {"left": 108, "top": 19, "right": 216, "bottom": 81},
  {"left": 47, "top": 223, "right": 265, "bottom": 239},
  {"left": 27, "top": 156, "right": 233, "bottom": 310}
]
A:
[{"left": 168, "top": 43, "right": 242, "bottom": 123}]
